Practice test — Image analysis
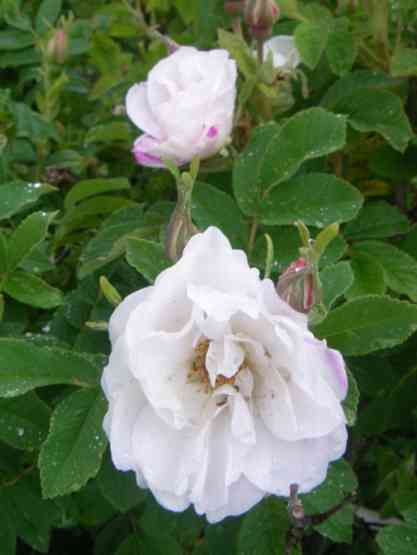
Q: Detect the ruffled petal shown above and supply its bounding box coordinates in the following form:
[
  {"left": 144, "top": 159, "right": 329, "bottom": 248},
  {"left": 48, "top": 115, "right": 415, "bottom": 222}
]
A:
[
  {"left": 108, "top": 288, "right": 152, "bottom": 345},
  {"left": 243, "top": 419, "right": 348, "bottom": 496},
  {"left": 126, "top": 83, "right": 163, "bottom": 138}
]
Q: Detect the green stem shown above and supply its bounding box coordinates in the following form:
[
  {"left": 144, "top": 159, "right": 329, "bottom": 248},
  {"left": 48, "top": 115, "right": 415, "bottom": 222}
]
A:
[{"left": 248, "top": 218, "right": 259, "bottom": 254}]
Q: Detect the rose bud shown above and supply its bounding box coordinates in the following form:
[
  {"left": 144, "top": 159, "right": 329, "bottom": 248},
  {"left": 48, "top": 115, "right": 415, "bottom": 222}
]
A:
[
  {"left": 244, "top": 0, "right": 280, "bottom": 38},
  {"left": 126, "top": 47, "right": 237, "bottom": 168},
  {"left": 47, "top": 29, "right": 69, "bottom": 64},
  {"left": 276, "top": 257, "right": 316, "bottom": 314},
  {"left": 224, "top": 1, "right": 244, "bottom": 15}
]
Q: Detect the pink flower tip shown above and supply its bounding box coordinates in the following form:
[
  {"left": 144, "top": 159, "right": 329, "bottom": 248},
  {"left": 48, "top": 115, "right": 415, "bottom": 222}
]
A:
[{"left": 207, "top": 126, "right": 219, "bottom": 139}]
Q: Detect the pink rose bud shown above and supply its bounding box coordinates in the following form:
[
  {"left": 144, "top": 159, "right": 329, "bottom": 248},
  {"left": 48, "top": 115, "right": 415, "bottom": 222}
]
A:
[
  {"left": 47, "top": 29, "right": 68, "bottom": 64},
  {"left": 244, "top": 0, "right": 280, "bottom": 39},
  {"left": 224, "top": 1, "right": 244, "bottom": 15},
  {"left": 276, "top": 257, "right": 316, "bottom": 314}
]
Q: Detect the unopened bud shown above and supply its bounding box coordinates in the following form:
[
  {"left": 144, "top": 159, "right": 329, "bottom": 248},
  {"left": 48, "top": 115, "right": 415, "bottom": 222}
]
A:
[
  {"left": 276, "top": 257, "right": 316, "bottom": 314},
  {"left": 47, "top": 29, "right": 68, "bottom": 64},
  {"left": 165, "top": 206, "right": 198, "bottom": 262},
  {"left": 244, "top": 0, "right": 280, "bottom": 38},
  {"left": 224, "top": 1, "right": 244, "bottom": 15},
  {"left": 99, "top": 276, "right": 122, "bottom": 307}
]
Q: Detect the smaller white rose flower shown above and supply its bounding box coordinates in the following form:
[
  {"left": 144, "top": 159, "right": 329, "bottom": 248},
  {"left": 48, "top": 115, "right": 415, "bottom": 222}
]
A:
[
  {"left": 102, "top": 227, "right": 349, "bottom": 523},
  {"left": 263, "top": 35, "right": 301, "bottom": 70},
  {"left": 126, "top": 47, "right": 237, "bottom": 168}
]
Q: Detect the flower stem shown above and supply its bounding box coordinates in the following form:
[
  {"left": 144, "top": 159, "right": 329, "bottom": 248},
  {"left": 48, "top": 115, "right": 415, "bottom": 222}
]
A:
[
  {"left": 248, "top": 218, "right": 259, "bottom": 254},
  {"left": 256, "top": 37, "right": 265, "bottom": 64}
]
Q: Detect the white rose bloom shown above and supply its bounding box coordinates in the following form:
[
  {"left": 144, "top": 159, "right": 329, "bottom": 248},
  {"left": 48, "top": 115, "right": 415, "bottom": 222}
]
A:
[
  {"left": 102, "top": 227, "right": 348, "bottom": 523},
  {"left": 263, "top": 35, "right": 301, "bottom": 70},
  {"left": 126, "top": 47, "right": 237, "bottom": 168}
]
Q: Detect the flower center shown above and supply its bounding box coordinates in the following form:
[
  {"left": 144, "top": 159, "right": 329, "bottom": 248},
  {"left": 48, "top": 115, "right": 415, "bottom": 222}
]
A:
[{"left": 190, "top": 339, "right": 245, "bottom": 390}]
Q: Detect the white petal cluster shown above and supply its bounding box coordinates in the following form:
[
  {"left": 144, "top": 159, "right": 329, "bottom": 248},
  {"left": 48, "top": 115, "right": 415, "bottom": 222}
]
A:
[
  {"left": 126, "top": 47, "right": 237, "bottom": 167},
  {"left": 102, "top": 227, "right": 348, "bottom": 523},
  {"left": 263, "top": 35, "right": 301, "bottom": 70}
]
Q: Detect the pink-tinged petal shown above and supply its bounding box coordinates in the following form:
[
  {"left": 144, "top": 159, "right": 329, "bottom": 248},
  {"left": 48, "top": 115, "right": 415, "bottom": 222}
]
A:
[
  {"left": 207, "top": 126, "right": 218, "bottom": 139},
  {"left": 126, "top": 83, "right": 162, "bottom": 139},
  {"left": 301, "top": 335, "right": 348, "bottom": 401},
  {"left": 132, "top": 135, "right": 165, "bottom": 168},
  {"left": 326, "top": 347, "right": 349, "bottom": 400}
]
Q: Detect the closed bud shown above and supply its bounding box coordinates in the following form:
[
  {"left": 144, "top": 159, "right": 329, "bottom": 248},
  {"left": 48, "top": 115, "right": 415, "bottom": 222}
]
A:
[
  {"left": 47, "top": 29, "right": 68, "bottom": 64},
  {"left": 244, "top": 0, "right": 280, "bottom": 38},
  {"left": 276, "top": 257, "right": 316, "bottom": 314},
  {"left": 165, "top": 205, "right": 198, "bottom": 262},
  {"left": 224, "top": 1, "right": 244, "bottom": 15}
]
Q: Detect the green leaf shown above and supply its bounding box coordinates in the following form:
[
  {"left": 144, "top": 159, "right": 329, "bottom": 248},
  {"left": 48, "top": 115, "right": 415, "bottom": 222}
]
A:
[
  {"left": 0, "top": 232, "right": 8, "bottom": 277},
  {"left": 345, "top": 201, "right": 410, "bottom": 239},
  {"left": 78, "top": 206, "right": 146, "bottom": 278},
  {"left": 0, "top": 181, "right": 56, "bottom": 221},
  {"left": 391, "top": 47, "right": 417, "bottom": 77},
  {"left": 64, "top": 177, "right": 130, "bottom": 211},
  {"left": 97, "top": 451, "right": 146, "bottom": 513},
  {"left": 377, "top": 524, "right": 417, "bottom": 555},
  {"left": 295, "top": 21, "right": 328, "bottom": 69},
  {"left": 139, "top": 501, "right": 203, "bottom": 552},
  {"left": 12, "top": 102, "right": 58, "bottom": 141},
  {"left": 39, "top": 388, "right": 108, "bottom": 498},
  {"left": 8, "top": 211, "right": 56, "bottom": 273},
  {"left": 116, "top": 535, "right": 141, "bottom": 555},
  {"left": 278, "top": 0, "right": 301, "bottom": 18},
  {"left": 56, "top": 197, "right": 134, "bottom": 244},
  {"left": 345, "top": 252, "right": 386, "bottom": 299},
  {"left": 326, "top": 18, "right": 357, "bottom": 76},
  {"left": 4, "top": 271, "right": 63, "bottom": 309},
  {"left": 0, "top": 494, "right": 16, "bottom": 555},
  {"left": 75, "top": 480, "right": 115, "bottom": 527},
  {"left": 313, "top": 296, "right": 417, "bottom": 355},
  {"left": 126, "top": 238, "right": 170, "bottom": 283},
  {"left": 238, "top": 498, "right": 289, "bottom": 554},
  {"left": 206, "top": 518, "right": 240, "bottom": 555},
  {"left": 258, "top": 173, "right": 362, "bottom": 226},
  {"left": 401, "top": 225, "right": 417, "bottom": 260},
  {"left": 359, "top": 364, "right": 417, "bottom": 435},
  {"left": 233, "top": 108, "right": 347, "bottom": 217},
  {"left": 0, "top": 29, "right": 34, "bottom": 50},
  {"left": 0, "top": 392, "right": 50, "bottom": 450},
  {"left": 85, "top": 121, "right": 131, "bottom": 145},
  {"left": 6, "top": 474, "right": 58, "bottom": 553},
  {"left": 370, "top": 144, "right": 417, "bottom": 181},
  {"left": 36, "top": 0, "right": 62, "bottom": 34},
  {"left": 0, "top": 339, "right": 101, "bottom": 397},
  {"left": 192, "top": 182, "right": 247, "bottom": 247},
  {"left": 343, "top": 369, "right": 359, "bottom": 426},
  {"left": 302, "top": 459, "right": 357, "bottom": 514},
  {"left": 354, "top": 240, "right": 417, "bottom": 301},
  {"left": 315, "top": 504, "right": 354, "bottom": 544},
  {"left": 0, "top": 48, "right": 41, "bottom": 68},
  {"left": 320, "top": 261, "right": 354, "bottom": 309},
  {"left": 218, "top": 29, "right": 257, "bottom": 78},
  {"left": 328, "top": 88, "right": 413, "bottom": 152},
  {"left": 321, "top": 70, "right": 400, "bottom": 109},
  {"left": 195, "top": 0, "right": 225, "bottom": 48}
]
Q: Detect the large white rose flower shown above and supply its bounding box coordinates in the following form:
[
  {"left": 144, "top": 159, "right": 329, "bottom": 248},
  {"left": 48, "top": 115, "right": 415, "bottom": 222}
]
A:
[
  {"left": 263, "top": 35, "right": 301, "bottom": 70},
  {"left": 102, "top": 227, "right": 348, "bottom": 523},
  {"left": 126, "top": 47, "right": 237, "bottom": 168}
]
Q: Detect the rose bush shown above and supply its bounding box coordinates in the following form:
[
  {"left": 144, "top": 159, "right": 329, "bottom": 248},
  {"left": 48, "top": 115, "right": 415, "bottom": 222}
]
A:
[
  {"left": 126, "top": 47, "right": 237, "bottom": 167},
  {"left": 102, "top": 227, "right": 348, "bottom": 522}
]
